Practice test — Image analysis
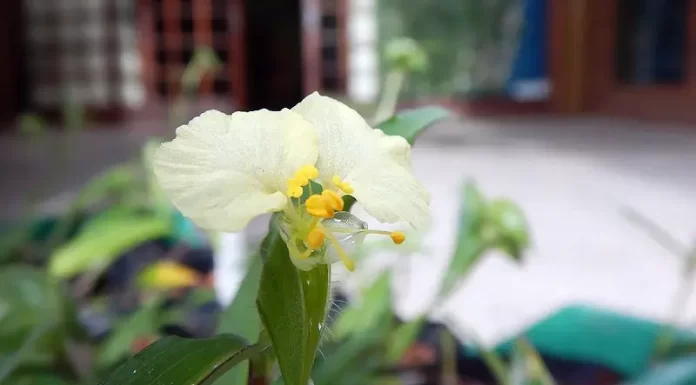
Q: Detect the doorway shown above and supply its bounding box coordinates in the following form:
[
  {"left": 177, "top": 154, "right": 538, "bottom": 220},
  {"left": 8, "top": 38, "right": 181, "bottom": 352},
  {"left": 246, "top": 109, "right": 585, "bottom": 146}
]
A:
[
  {"left": 585, "top": 0, "right": 696, "bottom": 121},
  {"left": 245, "top": 0, "right": 304, "bottom": 110}
]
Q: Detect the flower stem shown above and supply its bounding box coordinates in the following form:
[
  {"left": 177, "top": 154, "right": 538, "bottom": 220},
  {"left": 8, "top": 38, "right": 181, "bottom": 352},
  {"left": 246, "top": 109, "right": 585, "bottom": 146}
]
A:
[{"left": 372, "top": 70, "right": 406, "bottom": 125}]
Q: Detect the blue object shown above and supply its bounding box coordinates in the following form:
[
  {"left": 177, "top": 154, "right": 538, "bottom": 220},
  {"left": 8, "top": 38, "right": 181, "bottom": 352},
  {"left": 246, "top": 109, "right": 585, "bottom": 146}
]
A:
[{"left": 506, "top": 0, "right": 549, "bottom": 101}]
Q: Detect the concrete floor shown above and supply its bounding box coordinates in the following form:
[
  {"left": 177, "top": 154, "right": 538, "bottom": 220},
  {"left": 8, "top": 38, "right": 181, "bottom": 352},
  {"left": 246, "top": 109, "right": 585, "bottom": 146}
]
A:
[{"left": 2, "top": 116, "right": 696, "bottom": 345}]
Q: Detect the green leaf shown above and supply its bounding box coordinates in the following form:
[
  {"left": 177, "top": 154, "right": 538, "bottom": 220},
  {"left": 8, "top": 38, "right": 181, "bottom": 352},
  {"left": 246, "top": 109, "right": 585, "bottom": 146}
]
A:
[
  {"left": 257, "top": 221, "right": 330, "bottom": 385},
  {"left": 311, "top": 332, "right": 383, "bottom": 385},
  {"left": 216, "top": 256, "right": 263, "bottom": 385},
  {"left": 623, "top": 356, "right": 696, "bottom": 385},
  {"left": 333, "top": 272, "right": 393, "bottom": 339},
  {"left": 0, "top": 266, "right": 64, "bottom": 369},
  {"left": 48, "top": 212, "right": 171, "bottom": 279},
  {"left": 376, "top": 106, "right": 452, "bottom": 144},
  {"left": 385, "top": 317, "right": 426, "bottom": 363},
  {"left": 342, "top": 195, "right": 357, "bottom": 212},
  {"left": 438, "top": 182, "right": 487, "bottom": 298},
  {"left": 98, "top": 334, "right": 264, "bottom": 385},
  {"left": 485, "top": 199, "right": 530, "bottom": 261},
  {"left": 97, "top": 297, "right": 163, "bottom": 369},
  {"left": 4, "top": 374, "right": 75, "bottom": 385},
  {"left": 509, "top": 339, "right": 556, "bottom": 385}
]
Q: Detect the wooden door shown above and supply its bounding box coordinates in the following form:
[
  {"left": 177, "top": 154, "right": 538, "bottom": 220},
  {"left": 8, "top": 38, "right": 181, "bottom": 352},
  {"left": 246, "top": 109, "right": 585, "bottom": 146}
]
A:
[
  {"left": 136, "top": 0, "right": 247, "bottom": 110},
  {"left": 585, "top": 0, "right": 696, "bottom": 121}
]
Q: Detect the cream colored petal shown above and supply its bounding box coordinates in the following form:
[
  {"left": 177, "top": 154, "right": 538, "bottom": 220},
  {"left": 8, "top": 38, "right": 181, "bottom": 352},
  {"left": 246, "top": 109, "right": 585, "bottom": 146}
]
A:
[
  {"left": 293, "top": 93, "right": 430, "bottom": 228},
  {"left": 154, "top": 109, "right": 318, "bottom": 232}
]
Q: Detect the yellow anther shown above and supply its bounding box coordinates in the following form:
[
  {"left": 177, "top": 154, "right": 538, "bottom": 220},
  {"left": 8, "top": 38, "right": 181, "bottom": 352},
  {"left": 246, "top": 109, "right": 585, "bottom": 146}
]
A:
[
  {"left": 305, "top": 195, "right": 335, "bottom": 218},
  {"left": 286, "top": 180, "right": 303, "bottom": 198},
  {"left": 306, "top": 228, "right": 325, "bottom": 249},
  {"left": 298, "top": 164, "right": 319, "bottom": 179},
  {"left": 321, "top": 190, "right": 344, "bottom": 212},
  {"left": 390, "top": 231, "right": 406, "bottom": 244},
  {"left": 293, "top": 173, "right": 309, "bottom": 186},
  {"left": 332, "top": 175, "right": 354, "bottom": 194}
]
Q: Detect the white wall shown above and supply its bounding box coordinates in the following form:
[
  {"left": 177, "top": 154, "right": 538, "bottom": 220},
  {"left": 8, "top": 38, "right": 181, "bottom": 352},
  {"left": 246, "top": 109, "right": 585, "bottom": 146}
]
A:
[{"left": 347, "top": 0, "right": 379, "bottom": 103}]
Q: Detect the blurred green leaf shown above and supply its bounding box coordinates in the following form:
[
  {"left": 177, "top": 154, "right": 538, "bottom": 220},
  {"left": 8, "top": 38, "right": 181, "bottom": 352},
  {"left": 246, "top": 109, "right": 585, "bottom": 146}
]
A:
[
  {"left": 257, "top": 220, "right": 330, "bottom": 385},
  {"left": 438, "top": 182, "right": 486, "bottom": 298},
  {"left": 312, "top": 331, "right": 383, "bottom": 385},
  {"left": 509, "top": 339, "right": 555, "bottom": 385},
  {"left": 18, "top": 114, "right": 47, "bottom": 137},
  {"left": 333, "top": 272, "right": 393, "bottom": 339},
  {"left": 48, "top": 212, "right": 171, "bottom": 279},
  {"left": 377, "top": 106, "right": 452, "bottom": 144},
  {"left": 4, "top": 374, "right": 75, "bottom": 385},
  {"left": 485, "top": 199, "right": 530, "bottom": 261},
  {"left": 97, "top": 297, "right": 163, "bottom": 369},
  {"left": 216, "top": 257, "right": 263, "bottom": 385},
  {"left": 0, "top": 266, "right": 64, "bottom": 369},
  {"left": 385, "top": 317, "right": 426, "bottom": 363},
  {"left": 98, "top": 334, "right": 264, "bottom": 385}
]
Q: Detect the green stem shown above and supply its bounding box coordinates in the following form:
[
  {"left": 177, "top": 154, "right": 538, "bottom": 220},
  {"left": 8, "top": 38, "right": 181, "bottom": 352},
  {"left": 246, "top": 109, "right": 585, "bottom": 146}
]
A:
[{"left": 372, "top": 70, "right": 406, "bottom": 125}]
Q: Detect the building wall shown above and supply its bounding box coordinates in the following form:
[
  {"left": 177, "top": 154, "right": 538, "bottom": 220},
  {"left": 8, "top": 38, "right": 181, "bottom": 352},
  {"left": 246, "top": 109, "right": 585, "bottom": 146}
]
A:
[{"left": 347, "top": 0, "right": 379, "bottom": 103}]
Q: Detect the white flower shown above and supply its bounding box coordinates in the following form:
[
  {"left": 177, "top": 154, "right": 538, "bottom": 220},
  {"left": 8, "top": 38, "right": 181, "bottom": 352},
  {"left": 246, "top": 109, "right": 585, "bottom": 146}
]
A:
[{"left": 154, "top": 93, "right": 430, "bottom": 271}]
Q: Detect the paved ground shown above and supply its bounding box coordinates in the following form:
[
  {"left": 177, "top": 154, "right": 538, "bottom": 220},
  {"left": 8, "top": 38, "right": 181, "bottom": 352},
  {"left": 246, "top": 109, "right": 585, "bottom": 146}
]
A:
[{"left": 2, "top": 115, "right": 696, "bottom": 345}]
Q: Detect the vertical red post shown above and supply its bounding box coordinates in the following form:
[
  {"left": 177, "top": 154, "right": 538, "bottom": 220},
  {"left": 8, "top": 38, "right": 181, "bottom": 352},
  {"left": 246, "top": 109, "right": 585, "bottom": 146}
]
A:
[
  {"left": 193, "top": 0, "right": 213, "bottom": 95},
  {"left": 163, "top": 0, "right": 182, "bottom": 98},
  {"left": 136, "top": 0, "right": 157, "bottom": 102}
]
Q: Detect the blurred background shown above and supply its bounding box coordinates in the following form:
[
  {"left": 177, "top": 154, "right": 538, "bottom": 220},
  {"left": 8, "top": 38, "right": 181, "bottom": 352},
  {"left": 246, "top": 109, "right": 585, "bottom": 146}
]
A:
[{"left": 1, "top": 1, "right": 696, "bottom": 385}]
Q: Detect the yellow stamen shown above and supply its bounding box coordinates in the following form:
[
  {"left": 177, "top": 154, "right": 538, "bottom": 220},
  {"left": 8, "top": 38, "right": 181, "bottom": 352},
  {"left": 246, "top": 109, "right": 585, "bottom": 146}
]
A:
[
  {"left": 306, "top": 195, "right": 335, "bottom": 218},
  {"left": 390, "top": 231, "right": 406, "bottom": 244},
  {"left": 324, "top": 230, "right": 355, "bottom": 272},
  {"left": 298, "top": 164, "right": 319, "bottom": 179},
  {"left": 306, "top": 228, "right": 325, "bottom": 249},
  {"left": 321, "top": 190, "right": 344, "bottom": 212},
  {"left": 321, "top": 226, "right": 407, "bottom": 245},
  {"left": 332, "top": 175, "right": 354, "bottom": 194},
  {"left": 293, "top": 174, "right": 309, "bottom": 186},
  {"left": 286, "top": 180, "right": 303, "bottom": 198}
]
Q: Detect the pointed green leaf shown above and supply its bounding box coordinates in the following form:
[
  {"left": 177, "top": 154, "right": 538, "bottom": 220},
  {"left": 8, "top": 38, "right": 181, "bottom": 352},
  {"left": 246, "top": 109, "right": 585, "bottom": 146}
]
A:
[
  {"left": 438, "top": 182, "right": 486, "bottom": 298},
  {"left": 97, "top": 297, "right": 163, "bottom": 369},
  {"left": 257, "top": 221, "right": 330, "bottom": 385},
  {"left": 385, "top": 317, "right": 426, "bottom": 363},
  {"left": 485, "top": 199, "right": 530, "bottom": 261},
  {"left": 98, "top": 334, "right": 264, "bottom": 385},
  {"left": 48, "top": 213, "right": 171, "bottom": 279},
  {"left": 509, "top": 339, "right": 555, "bottom": 385},
  {"left": 0, "top": 266, "right": 64, "bottom": 369},
  {"left": 216, "top": 256, "right": 263, "bottom": 385},
  {"left": 377, "top": 106, "right": 452, "bottom": 144}
]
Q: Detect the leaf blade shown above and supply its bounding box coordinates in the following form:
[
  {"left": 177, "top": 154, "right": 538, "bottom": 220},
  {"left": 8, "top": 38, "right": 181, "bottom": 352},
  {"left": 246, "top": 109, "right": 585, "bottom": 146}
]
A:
[
  {"left": 97, "top": 334, "right": 264, "bottom": 385},
  {"left": 376, "top": 106, "right": 452, "bottom": 144}
]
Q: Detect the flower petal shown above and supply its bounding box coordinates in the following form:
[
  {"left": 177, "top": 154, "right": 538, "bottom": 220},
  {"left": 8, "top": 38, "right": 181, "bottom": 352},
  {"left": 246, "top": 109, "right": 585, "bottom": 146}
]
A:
[
  {"left": 292, "top": 93, "right": 430, "bottom": 228},
  {"left": 154, "top": 109, "right": 319, "bottom": 232}
]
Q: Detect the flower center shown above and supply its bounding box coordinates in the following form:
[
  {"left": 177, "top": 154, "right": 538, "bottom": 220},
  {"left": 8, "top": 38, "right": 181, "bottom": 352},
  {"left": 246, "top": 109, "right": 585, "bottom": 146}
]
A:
[{"left": 280, "top": 165, "right": 406, "bottom": 272}]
